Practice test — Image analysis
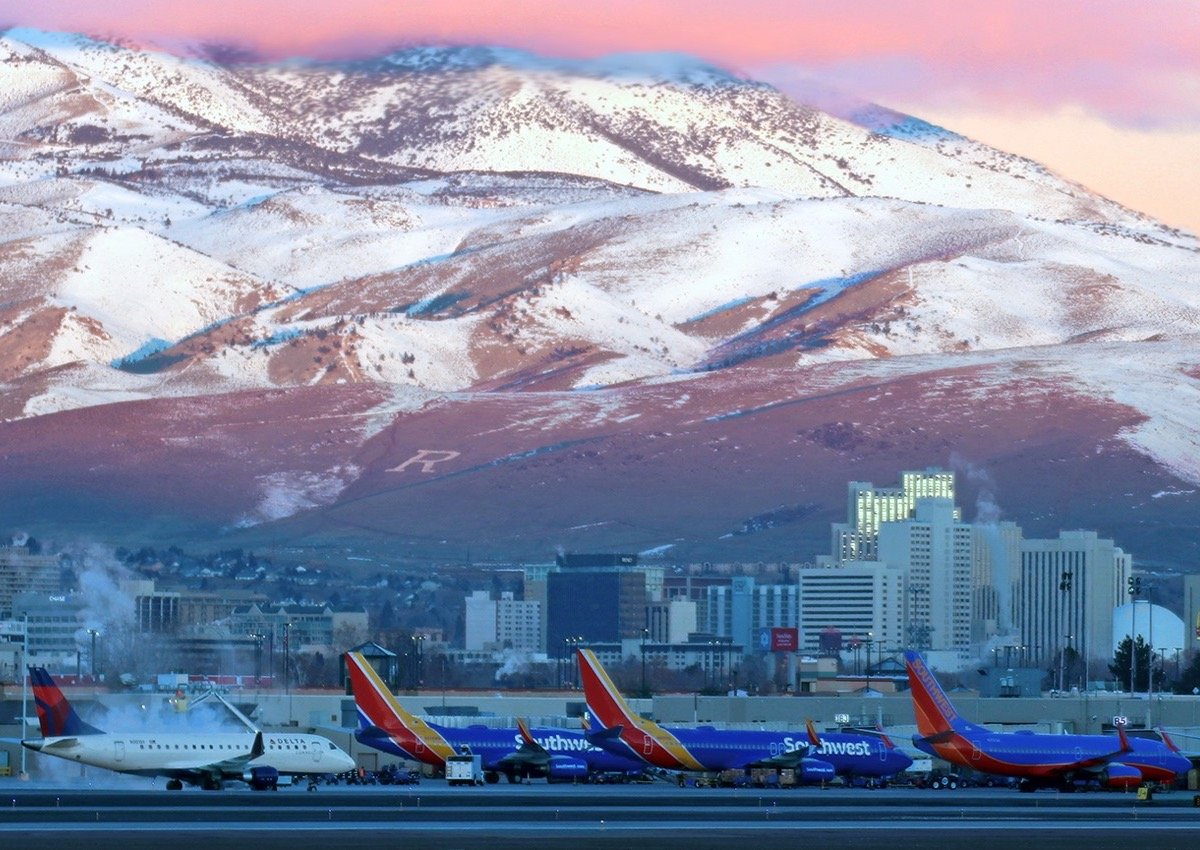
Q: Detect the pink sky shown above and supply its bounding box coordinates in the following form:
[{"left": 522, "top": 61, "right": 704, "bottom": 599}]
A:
[{"left": 4, "top": 0, "right": 1198, "bottom": 232}]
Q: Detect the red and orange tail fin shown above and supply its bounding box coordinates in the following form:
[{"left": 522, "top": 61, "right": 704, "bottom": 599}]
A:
[
  {"left": 29, "top": 667, "right": 102, "bottom": 737},
  {"left": 344, "top": 651, "right": 415, "bottom": 735},
  {"left": 904, "top": 651, "right": 960, "bottom": 739},
  {"left": 577, "top": 649, "right": 640, "bottom": 732},
  {"left": 344, "top": 651, "right": 456, "bottom": 765},
  {"left": 805, "top": 719, "right": 822, "bottom": 747}
]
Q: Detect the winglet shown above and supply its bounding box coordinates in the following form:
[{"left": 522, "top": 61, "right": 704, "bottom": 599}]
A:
[
  {"left": 1116, "top": 722, "right": 1133, "bottom": 754},
  {"left": 516, "top": 717, "right": 537, "bottom": 747},
  {"left": 1158, "top": 728, "right": 1182, "bottom": 753},
  {"left": 874, "top": 722, "right": 896, "bottom": 750},
  {"left": 805, "top": 719, "right": 822, "bottom": 747},
  {"left": 250, "top": 730, "right": 265, "bottom": 759}
]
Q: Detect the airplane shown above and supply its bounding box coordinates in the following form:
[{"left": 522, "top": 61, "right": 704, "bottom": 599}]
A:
[
  {"left": 803, "top": 719, "right": 913, "bottom": 785},
  {"left": 577, "top": 648, "right": 836, "bottom": 780},
  {"left": 905, "top": 650, "right": 1192, "bottom": 792},
  {"left": 345, "top": 651, "right": 646, "bottom": 783},
  {"left": 21, "top": 666, "right": 355, "bottom": 790}
]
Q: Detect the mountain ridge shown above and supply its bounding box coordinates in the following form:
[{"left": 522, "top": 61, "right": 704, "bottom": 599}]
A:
[{"left": 1, "top": 30, "right": 1197, "bottom": 566}]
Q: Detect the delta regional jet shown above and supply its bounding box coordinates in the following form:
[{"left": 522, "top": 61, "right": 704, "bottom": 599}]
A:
[
  {"left": 344, "top": 651, "right": 645, "bottom": 782},
  {"left": 579, "top": 648, "right": 906, "bottom": 780},
  {"left": 905, "top": 651, "right": 1191, "bottom": 791},
  {"left": 21, "top": 667, "right": 355, "bottom": 790}
]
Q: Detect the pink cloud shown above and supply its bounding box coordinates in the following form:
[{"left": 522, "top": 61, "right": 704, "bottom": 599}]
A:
[{"left": 2, "top": 0, "right": 1198, "bottom": 127}]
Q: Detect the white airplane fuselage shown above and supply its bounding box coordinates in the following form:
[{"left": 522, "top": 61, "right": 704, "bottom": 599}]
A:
[{"left": 25, "top": 730, "right": 354, "bottom": 779}]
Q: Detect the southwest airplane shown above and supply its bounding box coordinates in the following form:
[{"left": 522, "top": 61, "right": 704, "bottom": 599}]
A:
[
  {"left": 345, "top": 651, "right": 645, "bottom": 782},
  {"left": 905, "top": 650, "right": 1191, "bottom": 791},
  {"left": 577, "top": 648, "right": 836, "bottom": 779},
  {"left": 21, "top": 667, "right": 355, "bottom": 790},
  {"left": 804, "top": 719, "right": 914, "bottom": 784}
]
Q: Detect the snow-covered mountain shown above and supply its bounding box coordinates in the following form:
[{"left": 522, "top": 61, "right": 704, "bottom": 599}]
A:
[{"left": 1, "top": 29, "right": 1197, "bottom": 566}]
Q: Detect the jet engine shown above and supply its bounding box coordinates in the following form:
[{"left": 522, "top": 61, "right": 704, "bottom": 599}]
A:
[
  {"left": 1102, "top": 763, "right": 1142, "bottom": 789},
  {"left": 797, "top": 757, "right": 837, "bottom": 783},
  {"left": 244, "top": 765, "right": 280, "bottom": 790},
  {"left": 546, "top": 755, "right": 590, "bottom": 781}
]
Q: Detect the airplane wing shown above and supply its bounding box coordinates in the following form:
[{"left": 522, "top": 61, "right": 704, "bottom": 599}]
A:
[
  {"left": 493, "top": 718, "right": 551, "bottom": 771},
  {"left": 1003, "top": 725, "right": 1135, "bottom": 779},
  {"left": 748, "top": 749, "right": 810, "bottom": 769},
  {"left": 161, "top": 730, "right": 269, "bottom": 780}
]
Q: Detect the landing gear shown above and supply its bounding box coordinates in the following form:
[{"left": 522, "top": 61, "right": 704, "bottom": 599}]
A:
[
  {"left": 1017, "top": 779, "right": 1037, "bottom": 793},
  {"left": 484, "top": 772, "right": 500, "bottom": 785},
  {"left": 202, "top": 777, "right": 223, "bottom": 791},
  {"left": 166, "top": 779, "right": 183, "bottom": 791}
]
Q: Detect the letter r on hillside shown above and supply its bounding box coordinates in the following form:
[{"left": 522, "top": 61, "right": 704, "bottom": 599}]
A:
[{"left": 389, "top": 449, "right": 461, "bottom": 473}]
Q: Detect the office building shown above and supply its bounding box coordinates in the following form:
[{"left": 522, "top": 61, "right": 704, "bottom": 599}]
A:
[{"left": 1017, "top": 530, "right": 1131, "bottom": 673}]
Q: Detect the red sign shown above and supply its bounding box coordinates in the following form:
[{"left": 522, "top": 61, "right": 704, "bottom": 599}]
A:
[{"left": 770, "top": 627, "right": 799, "bottom": 652}]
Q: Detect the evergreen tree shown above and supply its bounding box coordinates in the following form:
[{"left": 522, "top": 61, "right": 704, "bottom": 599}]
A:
[{"left": 1109, "top": 635, "right": 1165, "bottom": 691}]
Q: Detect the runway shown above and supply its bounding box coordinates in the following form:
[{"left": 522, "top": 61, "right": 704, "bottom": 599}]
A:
[{"left": 1, "top": 783, "right": 1197, "bottom": 849}]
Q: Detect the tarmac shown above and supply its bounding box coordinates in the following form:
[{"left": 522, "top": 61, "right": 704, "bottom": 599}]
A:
[{"left": 1, "top": 781, "right": 1197, "bottom": 849}]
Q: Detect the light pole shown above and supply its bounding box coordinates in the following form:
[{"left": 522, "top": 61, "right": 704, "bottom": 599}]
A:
[
  {"left": 250, "top": 632, "right": 264, "bottom": 689},
  {"left": 865, "top": 632, "right": 873, "bottom": 692},
  {"left": 411, "top": 634, "right": 426, "bottom": 693},
  {"left": 283, "top": 622, "right": 292, "bottom": 696},
  {"left": 86, "top": 628, "right": 100, "bottom": 679},
  {"left": 5, "top": 617, "right": 31, "bottom": 777},
  {"left": 640, "top": 628, "right": 649, "bottom": 698}
]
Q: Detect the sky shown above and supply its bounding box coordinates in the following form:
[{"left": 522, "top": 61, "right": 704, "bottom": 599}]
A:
[{"left": 5, "top": 0, "right": 1198, "bottom": 234}]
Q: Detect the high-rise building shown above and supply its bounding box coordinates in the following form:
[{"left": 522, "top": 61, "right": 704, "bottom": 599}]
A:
[
  {"left": 464, "top": 590, "right": 497, "bottom": 651},
  {"left": 878, "top": 498, "right": 974, "bottom": 652},
  {"left": 546, "top": 569, "right": 647, "bottom": 654},
  {"left": 1017, "top": 530, "right": 1131, "bottom": 672},
  {"left": 796, "top": 562, "right": 904, "bottom": 654},
  {"left": 831, "top": 469, "right": 957, "bottom": 563},
  {"left": 1184, "top": 574, "right": 1200, "bottom": 658},
  {"left": 0, "top": 546, "right": 63, "bottom": 618},
  {"left": 704, "top": 577, "right": 799, "bottom": 654},
  {"left": 495, "top": 592, "right": 541, "bottom": 652}
]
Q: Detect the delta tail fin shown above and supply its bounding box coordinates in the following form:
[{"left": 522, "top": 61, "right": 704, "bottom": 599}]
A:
[{"left": 29, "top": 667, "right": 103, "bottom": 737}]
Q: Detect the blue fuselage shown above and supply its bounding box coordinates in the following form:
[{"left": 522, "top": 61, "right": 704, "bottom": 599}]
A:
[
  {"left": 912, "top": 728, "right": 1190, "bottom": 782},
  {"left": 808, "top": 733, "right": 914, "bottom": 778},
  {"left": 358, "top": 722, "right": 644, "bottom": 775}
]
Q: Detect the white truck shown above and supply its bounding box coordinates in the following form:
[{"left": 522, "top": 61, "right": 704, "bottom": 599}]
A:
[{"left": 445, "top": 753, "right": 484, "bottom": 786}]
